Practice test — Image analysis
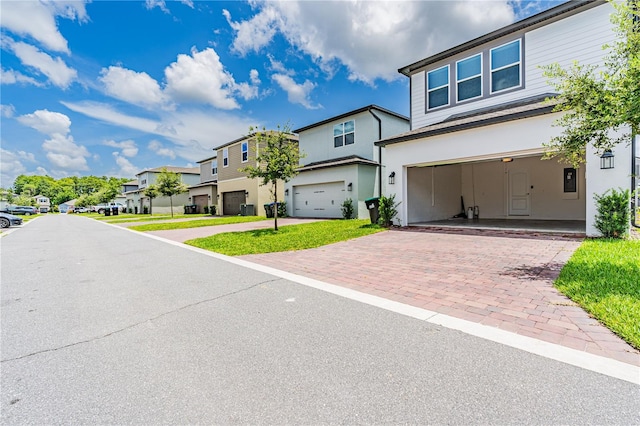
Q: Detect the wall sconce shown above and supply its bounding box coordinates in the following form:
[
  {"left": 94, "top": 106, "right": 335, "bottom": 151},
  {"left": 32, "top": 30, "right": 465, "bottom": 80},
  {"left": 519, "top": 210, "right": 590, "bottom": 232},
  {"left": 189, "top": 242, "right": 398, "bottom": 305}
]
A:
[
  {"left": 188, "top": 196, "right": 192, "bottom": 201},
  {"left": 347, "top": 183, "right": 353, "bottom": 191},
  {"left": 388, "top": 172, "right": 395, "bottom": 185},
  {"left": 245, "top": 191, "right": 249, "bottom": 197},
  {"left": 600, "top": 149, "right": 614, "bottom": 169},
  {"left": 216, "top": 194, "right": 220, "bottom": 199},
  {"left": 285, "top": 189, "right": 289, "bottom": 196},
  {"left": 501, "top": 157, "right": 513, "bottom": 163},
  {"left": 208, "top": 195, "right": 211, "bottom": 200}
]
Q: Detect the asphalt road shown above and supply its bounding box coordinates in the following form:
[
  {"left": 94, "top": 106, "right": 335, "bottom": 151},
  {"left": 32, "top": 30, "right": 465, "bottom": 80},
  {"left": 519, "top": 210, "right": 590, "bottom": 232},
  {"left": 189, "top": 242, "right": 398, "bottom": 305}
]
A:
[{"left": 1, "top": 215, "right": 639, "bottom": 425}]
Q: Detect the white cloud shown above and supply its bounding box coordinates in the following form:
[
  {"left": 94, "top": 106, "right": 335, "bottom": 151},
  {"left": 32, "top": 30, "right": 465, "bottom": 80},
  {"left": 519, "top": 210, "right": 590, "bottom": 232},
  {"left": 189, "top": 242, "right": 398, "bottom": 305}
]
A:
[
  {"left": 145, "top": 0, "right": 170, "bottom": 14},
  {"left": 104, "top": 139, "right": 139, "bottom": 158},
  {"left": 8, "top": 40, "right": 77, "bottom": 89},
  {"left": 112, "top": 152, "right": 139, "bottom": 177},
  {"left": 148, "top": 140, "right": 176, "bottom": 159},
  {"left": 249, "top": 69, "right": 261, "bottom": 85},
  {"left": 100, "top": 66, "right": 168, "bottom": 108},
  {"left": 17, "top": 109, "right": 71, "bottom": 135},
  {"left": 1, "top": 148, "right": 27, "bottom": 187},
  {"left": 272, "top": 74, "right": 320, "bottom": 109},
  {"left": 164, "top": 47, "right": 258, "bottom": 109},
  {"left": 1, "top": 104, "right": 16, "bottom": 118},
  {"left": 226, "top": 1, "right": 515, "bottom": 83},
  {"left": 1, "top": 68, "right": 43, "bottom": 87},
  {"left": 0, "top": 1, "right": 88, "bottom": 54}
]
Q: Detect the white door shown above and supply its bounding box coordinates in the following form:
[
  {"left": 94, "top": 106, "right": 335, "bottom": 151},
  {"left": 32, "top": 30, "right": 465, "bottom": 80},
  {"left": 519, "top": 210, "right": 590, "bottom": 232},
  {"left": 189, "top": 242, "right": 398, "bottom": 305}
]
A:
[
  {"left": 509, "top": 170, "right": 530, "bottom": 216},
  {"left": 293, "top": 182, "right": 345, "bottom": 218}
]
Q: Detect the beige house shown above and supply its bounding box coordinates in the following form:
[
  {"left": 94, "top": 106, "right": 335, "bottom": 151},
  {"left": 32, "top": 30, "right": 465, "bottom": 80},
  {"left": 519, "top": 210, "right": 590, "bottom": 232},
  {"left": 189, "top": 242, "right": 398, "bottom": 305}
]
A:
[
  {"left": 188, "top": 154, "right": 218, "bottom": 214},
  {"left": 215, "top": 132, "right": 299, "bottom": 216},
  {"left": 125, "top": 166, "right": 200, "bottom": 214},
  {"left": 32, "top": 195, "right": 51, "bottom": 213}
]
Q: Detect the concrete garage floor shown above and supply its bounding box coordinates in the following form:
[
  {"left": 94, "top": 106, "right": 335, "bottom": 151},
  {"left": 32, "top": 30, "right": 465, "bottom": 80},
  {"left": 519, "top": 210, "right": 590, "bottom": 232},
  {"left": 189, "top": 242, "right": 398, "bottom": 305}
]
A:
[{"left": 410, "top": 218, "right": 586, "bottom": 236}]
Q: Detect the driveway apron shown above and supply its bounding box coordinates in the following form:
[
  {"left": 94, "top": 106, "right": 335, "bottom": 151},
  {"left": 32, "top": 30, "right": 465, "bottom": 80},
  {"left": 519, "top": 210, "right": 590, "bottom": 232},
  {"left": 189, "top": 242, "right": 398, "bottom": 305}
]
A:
[{"left": 240, "top": 228, "right": 639, "bottom": 366}]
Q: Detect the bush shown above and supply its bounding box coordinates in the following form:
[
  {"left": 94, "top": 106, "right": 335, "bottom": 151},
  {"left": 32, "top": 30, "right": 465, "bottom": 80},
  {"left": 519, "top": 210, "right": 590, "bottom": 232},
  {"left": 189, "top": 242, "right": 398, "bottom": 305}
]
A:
[
  {"left": 341, "top": 198, "right": 354, "bottom": 219},
  {"left": 277, "top": 201, "right": 288, "bottom": 218},
  {"left": 594, "top": 188, "right": 631, "bottom": 238},
  {"left": 210, "top": 205, "right": 217, "bottom": 216},
  {"left": 378, "top": 194, "right": 400, "bottom": 227}
]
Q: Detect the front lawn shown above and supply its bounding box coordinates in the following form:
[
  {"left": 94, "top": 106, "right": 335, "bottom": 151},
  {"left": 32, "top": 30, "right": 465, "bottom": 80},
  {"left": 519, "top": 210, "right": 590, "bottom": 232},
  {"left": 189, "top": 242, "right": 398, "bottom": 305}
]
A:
[
  {"left": 129, "top": 215, "right": 266, "bottom": 231},
  {"left": 554, "top": 238, "right": 640, "bottom": 349},
  {"left": 185, "top": 219, "right": 384, "bottom": 256}
]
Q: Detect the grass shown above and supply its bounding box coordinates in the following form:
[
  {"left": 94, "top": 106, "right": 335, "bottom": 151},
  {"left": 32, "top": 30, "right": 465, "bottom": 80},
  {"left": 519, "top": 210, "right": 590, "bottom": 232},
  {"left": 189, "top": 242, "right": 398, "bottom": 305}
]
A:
[
  {"left": 129, "top": 215, "right": 266, "bottom": 231},
  {"left": 554, "top": 238, "right": 640, "bottom": 349},
  {"left": 185, "top": 219, "right": 385, "bottom": 256}
]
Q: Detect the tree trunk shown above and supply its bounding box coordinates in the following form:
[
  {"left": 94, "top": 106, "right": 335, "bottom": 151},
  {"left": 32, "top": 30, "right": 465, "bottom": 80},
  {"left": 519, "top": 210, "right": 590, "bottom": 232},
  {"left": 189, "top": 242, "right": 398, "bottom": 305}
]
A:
[
  {"left": 149, "top": 198, "right": 153, "bottom": 215},
  {"left": 273, "top": 180, "right": 278, "bottom": 231},
  {"left": 170, "top": 196, "right": 174, "bottom": 218}
]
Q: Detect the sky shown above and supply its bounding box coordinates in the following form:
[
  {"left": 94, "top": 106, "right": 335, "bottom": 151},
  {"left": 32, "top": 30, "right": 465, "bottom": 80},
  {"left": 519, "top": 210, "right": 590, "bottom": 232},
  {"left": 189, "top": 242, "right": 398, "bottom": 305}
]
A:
[{"left": 0, "top": 0, "right": 567, "bottom": 187}]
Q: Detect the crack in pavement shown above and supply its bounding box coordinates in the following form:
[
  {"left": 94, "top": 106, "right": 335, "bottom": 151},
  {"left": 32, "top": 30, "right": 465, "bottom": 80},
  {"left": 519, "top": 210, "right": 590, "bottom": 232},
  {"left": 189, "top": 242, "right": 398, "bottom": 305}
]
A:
[{"left": 1, "top": 277, "right": 283, "bottom": 363}]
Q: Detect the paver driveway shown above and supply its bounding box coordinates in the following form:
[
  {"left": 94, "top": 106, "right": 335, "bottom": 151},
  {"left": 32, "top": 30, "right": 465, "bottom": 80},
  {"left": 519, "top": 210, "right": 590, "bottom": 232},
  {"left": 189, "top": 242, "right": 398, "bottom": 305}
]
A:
[{"left": 241, "top": 228, "right": 639, "bottom": 366}]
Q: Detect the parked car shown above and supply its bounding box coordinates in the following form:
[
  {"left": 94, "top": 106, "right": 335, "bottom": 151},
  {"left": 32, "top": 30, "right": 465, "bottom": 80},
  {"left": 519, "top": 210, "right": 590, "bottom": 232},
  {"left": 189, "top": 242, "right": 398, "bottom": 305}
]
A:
[
  {"left": 1, "top": 205, "right": 38, "bottom": 215},
  {"left": 73, "top": 207, "right": 90, "bottom": 213},
  {"left": 0, "top": 212, "right": 23, "bottom": 228},
  {"left": 94, "top": 203, "right": 125, "bottom": 214}
]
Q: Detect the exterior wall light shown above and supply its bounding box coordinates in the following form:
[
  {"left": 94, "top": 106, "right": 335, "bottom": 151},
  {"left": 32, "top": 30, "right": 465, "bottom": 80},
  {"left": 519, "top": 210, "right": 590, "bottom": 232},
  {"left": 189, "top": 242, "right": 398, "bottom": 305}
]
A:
[
  {"left": 347, "top": 183, "right": 353, "bottom": 191},
  {"left": 502, "top": 157, "right": 513, "bottom": 163},
  {"left": 600, "top": 149, "right": 614, "bottom": 169},
  {"left": 285, "top": 189, "right": 289, "bottom": 196},
  {"left": 388, "top": 172, "right": 396, "bottom": 185},
  {"left": 245, "top": 191, "right": 249, "bottom": 197}
]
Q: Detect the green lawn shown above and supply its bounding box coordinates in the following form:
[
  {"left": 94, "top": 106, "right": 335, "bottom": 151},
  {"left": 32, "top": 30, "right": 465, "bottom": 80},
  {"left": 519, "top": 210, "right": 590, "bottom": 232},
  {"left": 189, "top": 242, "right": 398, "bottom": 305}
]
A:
[
  {"left": 554, "top": 238, "right": 640, "bottom": 349},
  {"left": 129, "top": 215, "right": 266, "bottom": 231},
  {"left": 185, "top": 219, "right": 385, "bottom": 256}
]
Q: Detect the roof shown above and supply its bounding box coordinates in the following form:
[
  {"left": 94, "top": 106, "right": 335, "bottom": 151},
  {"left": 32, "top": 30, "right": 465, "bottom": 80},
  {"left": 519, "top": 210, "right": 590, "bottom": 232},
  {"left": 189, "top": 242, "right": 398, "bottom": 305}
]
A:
[
  {"left": 293, "top": 105, "right": 409, "bottom": 133},
  {"left": 123, "top": 180, "right": 138, "bottom": 186},
  {"left": 375, "top": 94, "right": 559, "bottom": 147},
  {"left": 214, "top": 132, "right": 298, "bottom": 150},
  {"left": 398, "top": 0, "right": 605, "bottom": 76},
  {"left": 197, "top": 154, "right": 217, "bottom": 163},
  {"left": 297, "top": 155, "right": 379, "bottom": 172},
  {"left": 188, "top": 180, "right": 218, "bottom": 189},
  {"left": 136, "top": 166, "right": 200, "bottom": 176}
]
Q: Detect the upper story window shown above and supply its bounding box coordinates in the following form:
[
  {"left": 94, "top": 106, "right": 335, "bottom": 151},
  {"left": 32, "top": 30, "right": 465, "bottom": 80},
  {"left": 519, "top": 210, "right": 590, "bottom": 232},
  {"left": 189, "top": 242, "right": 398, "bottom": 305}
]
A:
[
  {"left": 333, "top": 120, "right": 355, "bottom": 148},
  {"left": 241, "top": 141, "right": 248, "bottom": 163},
  {"left": 223, "top": 148, "right": 229, "bottom": 167},
  {"left": 456, "top": 54, "right": 482, "bottom": 102},
  {"left": 212, "top": 159, "right": 218, "bottom": 175},
  {"left": 490, "top": 40, "right": 521, "bottom": 93},
  {"left": 427, "top": 65, "right": 449, "bottom": 110}
]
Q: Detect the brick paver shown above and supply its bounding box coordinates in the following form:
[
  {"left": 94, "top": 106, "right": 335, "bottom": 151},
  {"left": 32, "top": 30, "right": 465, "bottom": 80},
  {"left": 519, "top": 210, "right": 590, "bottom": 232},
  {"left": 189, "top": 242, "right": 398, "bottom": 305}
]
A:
[{"left": 240, "top": 228, "right": 640, "bottom": 366}]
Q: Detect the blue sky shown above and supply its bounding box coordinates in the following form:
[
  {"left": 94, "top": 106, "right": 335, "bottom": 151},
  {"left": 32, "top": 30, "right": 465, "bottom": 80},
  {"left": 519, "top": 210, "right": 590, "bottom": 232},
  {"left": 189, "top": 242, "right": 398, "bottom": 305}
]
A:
[{"left": 0, "top": 0, "right": 566, "bottom": 187}]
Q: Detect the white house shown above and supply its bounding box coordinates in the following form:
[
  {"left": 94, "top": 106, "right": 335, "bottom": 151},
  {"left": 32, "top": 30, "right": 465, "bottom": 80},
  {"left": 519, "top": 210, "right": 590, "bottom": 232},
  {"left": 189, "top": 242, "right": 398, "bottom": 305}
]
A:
[
  {"left": 286, "top": 105, "right": 409, "bottom": 219},
  {"left": 376, "top": 0, "right": 638, "bottom": 236},
  {"left": 125, "top": 166, "right": 200, "bottom": 214},
  {"left": 188, "top": 154, "right": 218, "bottom": 214}
]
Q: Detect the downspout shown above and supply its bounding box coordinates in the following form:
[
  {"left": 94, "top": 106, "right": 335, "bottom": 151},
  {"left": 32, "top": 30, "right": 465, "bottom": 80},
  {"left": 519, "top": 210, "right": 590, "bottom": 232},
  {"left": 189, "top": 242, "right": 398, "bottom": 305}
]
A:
[
  {"left": 632, "top": 129, "right": 639, "bottom": 228},
  {"left": 368, "top": 108, "right": 383, "bottom": 197}
]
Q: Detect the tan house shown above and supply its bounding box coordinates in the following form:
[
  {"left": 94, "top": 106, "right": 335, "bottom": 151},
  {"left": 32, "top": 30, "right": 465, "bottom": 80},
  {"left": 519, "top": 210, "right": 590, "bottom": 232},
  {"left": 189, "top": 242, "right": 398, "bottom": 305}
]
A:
[
  {"left": 188, "top": 154, "right": 218, "bottom": 214},
  {"left": 215, "top": 132, "right": 299, "bottom": 216},
  {"left": 125, "top": 166, "right": 200, "bottom": 214}
]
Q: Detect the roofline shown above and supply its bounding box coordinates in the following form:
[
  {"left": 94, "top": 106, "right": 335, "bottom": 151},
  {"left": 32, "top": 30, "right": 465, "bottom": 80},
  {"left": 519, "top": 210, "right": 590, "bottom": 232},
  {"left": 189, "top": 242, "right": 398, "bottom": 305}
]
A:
[
  {"left": 398, "top": 0, "right": 605, "bottom": 76},
  {"left": 135, "top": 166, "right": 200, "bottom": 175},
  {"left": 213, "top": 131, "right": 298, "bottom": 150},
  {"left": 293, "top": 105, "right": 409, "bottom": 133},
  {"left": 197, "top": 155, "right": 217, "bottom": 163},
  {"left": 375, "top": 105, "right": 555, "bottom": 147}
]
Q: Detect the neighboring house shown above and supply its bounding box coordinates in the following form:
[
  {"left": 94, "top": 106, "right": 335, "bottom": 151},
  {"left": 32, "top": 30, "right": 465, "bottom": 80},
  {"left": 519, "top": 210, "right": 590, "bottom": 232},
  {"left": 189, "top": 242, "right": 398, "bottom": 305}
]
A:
[
  {"left": 59, "top": 199, "right": 76, "bottom": 213},
  {"left": 121, "top": 180, "right": 138, "bottom": 212},
  {"left": 32, "top": 195, "right": 51, "bottom": 213},
  {"left": 376, "top": 0, "right": 638, "bottom": 236},
  {"left": 125, "top": 166, "right": 200, "bottom": 214},
  {"left": 286, "top": 105, "right": 409, "bottom": 219},
  {"left": 188, "top": 154, "right": 218, "bottom": 214},
  {"left": 215, "top": 132, "right": 299, "bottom": 216}
]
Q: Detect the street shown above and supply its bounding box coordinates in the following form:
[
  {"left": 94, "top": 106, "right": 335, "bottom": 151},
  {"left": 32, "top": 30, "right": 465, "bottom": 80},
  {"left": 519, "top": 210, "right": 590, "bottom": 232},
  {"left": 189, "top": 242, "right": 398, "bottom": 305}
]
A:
[{"left": 1, "top": 215, "right": 638, "bottom": 424}]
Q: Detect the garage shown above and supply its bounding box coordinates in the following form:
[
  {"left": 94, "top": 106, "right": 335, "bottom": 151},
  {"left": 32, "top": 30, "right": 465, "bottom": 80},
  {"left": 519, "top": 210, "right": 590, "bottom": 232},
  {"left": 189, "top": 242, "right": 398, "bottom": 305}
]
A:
[
  {"left": 223, "top": 190, "right": 246, "bottom": 215},
  {"left": 193, "top": 195, "right": 208, "bottom": 214},
  {"left": 293, "top": 181, "right": 345, "bottom": 218}
]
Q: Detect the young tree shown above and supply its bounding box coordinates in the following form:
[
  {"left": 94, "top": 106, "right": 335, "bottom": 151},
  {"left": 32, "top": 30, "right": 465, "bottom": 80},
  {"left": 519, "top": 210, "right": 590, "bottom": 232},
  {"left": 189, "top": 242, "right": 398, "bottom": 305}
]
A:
[
  {"left": 143, "top": 184, "right": 159, "bottom": 215},
  {"left": 542, "top": 1, "right": 639, "bottom": 166},
  {"left": 155, "top": 168, "right": 188, "bottom": 218},
  {"left": 241, "top": 124, "right": 302, "bottom": 231}
]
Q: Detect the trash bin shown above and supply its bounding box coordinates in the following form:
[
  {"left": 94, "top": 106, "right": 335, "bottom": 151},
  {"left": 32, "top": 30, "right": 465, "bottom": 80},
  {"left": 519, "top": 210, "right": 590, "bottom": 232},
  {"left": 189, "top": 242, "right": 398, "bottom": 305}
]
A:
[
  {"left": 365, "top": 197, "right": 380, "bottom": 224},
  {"left": 112, "top": 206, "right": 119, "bottom": 216},
  {"left": 104, "top": 208, "right": 111, "bottom": 216},
  {"left": 184, "top": 204, "right": 197, "bottom": 214},
  {"left": 264, "top": 203, "right": 273, "bottom": 218}
]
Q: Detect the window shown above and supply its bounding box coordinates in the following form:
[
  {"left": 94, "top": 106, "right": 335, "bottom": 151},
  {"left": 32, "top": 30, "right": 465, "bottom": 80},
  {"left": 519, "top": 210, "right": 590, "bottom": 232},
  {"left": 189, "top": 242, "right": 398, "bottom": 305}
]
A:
[
  {"left": 456, "top": 54, "right": 482, "bottom": 102},
  {"left": 333, "top": 120, "right": 355, "bottom": 147},
  {"left": 427, "top": 65, "right": 449, "bottom": 110},
  {"left": 490, "top": 40, "right": 521, "bottom": 93},
  {"left": 241, "top": 141, "right": 248, "bottom": 163},
  {"left": 223, "top": 148, "right": 228, "bottom": 167},
  {"left": 212, "top": 159, "right": 218, "bottom": 175}
]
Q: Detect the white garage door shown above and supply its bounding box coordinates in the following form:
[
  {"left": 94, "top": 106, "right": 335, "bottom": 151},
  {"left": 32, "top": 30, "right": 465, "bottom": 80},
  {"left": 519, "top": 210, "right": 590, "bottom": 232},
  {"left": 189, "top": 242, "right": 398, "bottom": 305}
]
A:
[{"left": 293, "top": 182, "right": 345, "bottom": 218}]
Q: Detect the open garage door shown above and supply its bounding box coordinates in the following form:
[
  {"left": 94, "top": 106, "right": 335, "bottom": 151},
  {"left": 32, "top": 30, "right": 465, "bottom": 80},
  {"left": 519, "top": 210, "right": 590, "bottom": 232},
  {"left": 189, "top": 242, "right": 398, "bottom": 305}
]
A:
[
  {"left": 223, "top": 191, "right": 245, "bottom": 215},
  {"left": 293, "top": 182, "right": 345, "bottom": 218}
]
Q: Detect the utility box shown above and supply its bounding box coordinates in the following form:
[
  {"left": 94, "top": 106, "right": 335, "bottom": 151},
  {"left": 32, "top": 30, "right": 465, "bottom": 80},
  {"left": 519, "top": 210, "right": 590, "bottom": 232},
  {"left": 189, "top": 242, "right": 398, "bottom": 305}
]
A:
[{"left": 241, "top": 204, "right": 255, "bottom": 216}]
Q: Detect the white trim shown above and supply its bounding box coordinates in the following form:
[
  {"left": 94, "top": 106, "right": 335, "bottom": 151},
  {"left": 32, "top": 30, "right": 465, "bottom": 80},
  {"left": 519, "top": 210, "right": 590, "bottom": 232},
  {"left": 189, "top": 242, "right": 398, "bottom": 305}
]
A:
[
  {"left": 456, "top": 53, "right": 483, "bottom": 103},
  {"left": 490, "top": 39, "right": 522, "bottom": 94},
  {"left": 427, "top": 64, "right": 450, "bottom": 110},
  {"left": 222, "top": 148, "right": 229, "bottom": 168}
]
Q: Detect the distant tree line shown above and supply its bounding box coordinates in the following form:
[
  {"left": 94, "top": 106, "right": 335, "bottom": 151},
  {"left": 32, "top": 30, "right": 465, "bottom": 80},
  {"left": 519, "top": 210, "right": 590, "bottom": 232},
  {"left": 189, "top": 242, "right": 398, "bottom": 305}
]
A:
[{"left": 1, "top": 175, "right": 131, "bottom": 208}]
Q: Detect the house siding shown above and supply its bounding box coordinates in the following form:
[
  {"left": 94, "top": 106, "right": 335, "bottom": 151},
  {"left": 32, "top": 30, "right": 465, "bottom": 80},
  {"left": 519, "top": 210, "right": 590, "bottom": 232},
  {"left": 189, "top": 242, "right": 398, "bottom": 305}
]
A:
[{"left": 409, "top": 2, "right": 614, "bottom": 130}]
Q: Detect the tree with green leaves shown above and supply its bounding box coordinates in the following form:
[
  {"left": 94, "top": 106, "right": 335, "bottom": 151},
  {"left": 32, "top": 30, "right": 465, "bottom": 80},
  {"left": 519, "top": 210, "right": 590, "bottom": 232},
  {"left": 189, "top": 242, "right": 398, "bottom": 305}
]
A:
[
  {"left": 542, "top": 0, "right": 639, "bottom": 167},
  {"left": 241, "top": 125, "right": 302, "bottom": 231},
  {"left": 143, "top": 184, "right": 159, "bottom": 215},
  {"left": 155, "top": 168, "right": 188, "bottom": 218}
]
